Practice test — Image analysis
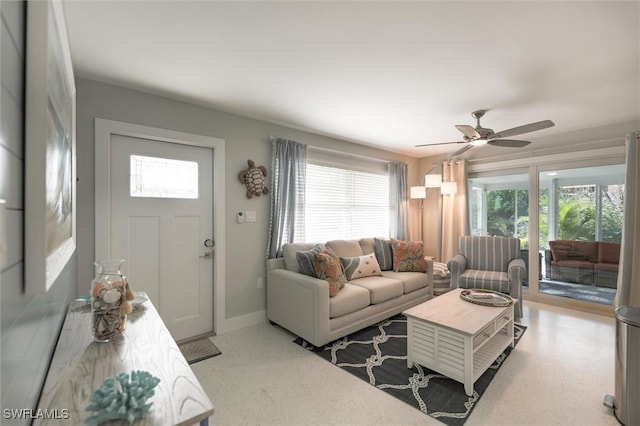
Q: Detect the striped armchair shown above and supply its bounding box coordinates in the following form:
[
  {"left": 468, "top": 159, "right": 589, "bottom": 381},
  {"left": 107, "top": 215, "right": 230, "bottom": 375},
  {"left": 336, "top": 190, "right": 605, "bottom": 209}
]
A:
[{"left": 447, "top": 236, "right": 525, "bottom": 319}]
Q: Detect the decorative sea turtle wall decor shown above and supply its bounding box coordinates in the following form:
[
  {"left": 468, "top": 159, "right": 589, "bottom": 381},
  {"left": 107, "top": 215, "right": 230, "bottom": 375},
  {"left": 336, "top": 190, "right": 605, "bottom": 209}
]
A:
[{"left": 239, "top": 160, "right": 269, "bottom": 198}]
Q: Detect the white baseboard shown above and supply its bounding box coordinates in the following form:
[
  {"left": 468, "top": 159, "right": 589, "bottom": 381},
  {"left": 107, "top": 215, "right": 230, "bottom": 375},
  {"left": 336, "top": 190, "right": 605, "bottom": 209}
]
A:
[{"left": 216, "top": 309, "right": 267, "bottom": 335}]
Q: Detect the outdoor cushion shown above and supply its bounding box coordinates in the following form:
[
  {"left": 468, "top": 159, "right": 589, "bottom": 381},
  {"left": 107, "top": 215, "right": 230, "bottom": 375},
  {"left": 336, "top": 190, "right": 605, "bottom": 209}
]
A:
[
  {"left": 326, "top": 239, "right": 364, "bottom": 258},
  {"left": 551, "top": 259, "right": 594, "bottom": 269},
  {"left": 382, "top": 271, "right": 428, "bottom": 293},
  {"left": 459, "top": 270, "right": 510, "bottom": 294},
  {"left": 593, "top": 262, "right": 619, "bottom": 272},
  {"left": 329, "top": 283, "right": 370, "bottom": 318},
  {"left": 348, "top": 276, "right": 404, "bottom": 304},
  {"left": 570, "top": 240, "right": 598, "bottom": 261},
  {"left": 598, "top": 242, "right": 621, "bottom": 264}
]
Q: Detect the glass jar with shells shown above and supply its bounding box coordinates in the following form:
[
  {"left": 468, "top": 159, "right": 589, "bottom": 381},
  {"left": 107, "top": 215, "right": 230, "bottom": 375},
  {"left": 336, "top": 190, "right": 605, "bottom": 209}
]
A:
[{"left": 90, "top": 259, "right": 129, "bottom": 342}]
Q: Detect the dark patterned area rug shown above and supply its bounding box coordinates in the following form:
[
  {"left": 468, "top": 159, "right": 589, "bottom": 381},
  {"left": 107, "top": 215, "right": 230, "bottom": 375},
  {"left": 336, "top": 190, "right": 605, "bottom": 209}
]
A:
[{"left": 295, "top": 315, "right": 526, "bottom": 426}]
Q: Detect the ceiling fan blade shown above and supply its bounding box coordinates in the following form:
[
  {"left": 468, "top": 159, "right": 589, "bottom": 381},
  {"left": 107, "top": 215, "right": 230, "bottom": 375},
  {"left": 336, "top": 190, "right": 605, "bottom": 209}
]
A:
[
  {"left": 455, "top": 125, "right": 481, "bottom": 139},
  {"left": 415, "top": 140, "right": 466, "bottom": 147},
  {"left": 490, "top": 120, "right": 555, "bottom": 139},
  {"left": 452, "top": 144, "right": 473, "bottom": 156},
  {"left": 488, "top": 139, "right": 531, "bottom": 148}
]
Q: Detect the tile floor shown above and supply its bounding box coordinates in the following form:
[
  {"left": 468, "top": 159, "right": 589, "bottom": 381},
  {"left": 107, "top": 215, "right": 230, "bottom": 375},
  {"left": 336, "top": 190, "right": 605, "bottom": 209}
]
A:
[{"left": 192, "top": 300, "right": 620, "bottom": 425}]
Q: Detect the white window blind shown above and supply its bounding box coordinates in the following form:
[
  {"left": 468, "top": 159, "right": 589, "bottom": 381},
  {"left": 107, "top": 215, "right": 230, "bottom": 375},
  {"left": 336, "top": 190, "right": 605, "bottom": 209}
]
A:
[{"left": 300, "top": 160, "right": 390, "bottom": 243}]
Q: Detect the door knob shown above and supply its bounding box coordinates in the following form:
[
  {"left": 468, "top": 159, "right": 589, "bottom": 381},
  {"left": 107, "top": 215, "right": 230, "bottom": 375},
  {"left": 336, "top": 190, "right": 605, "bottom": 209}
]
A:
[
  {"left": 204, "top": 238, "right": 214, "bottom": 248},
  {"left": 199, "top": 251, "right": 213, "bottom": 259}
]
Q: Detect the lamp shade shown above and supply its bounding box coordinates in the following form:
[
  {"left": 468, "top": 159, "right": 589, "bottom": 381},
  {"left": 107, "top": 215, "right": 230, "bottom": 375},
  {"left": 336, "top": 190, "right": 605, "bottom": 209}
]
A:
[
  {"left": 410, "top": 186, "right": 426, "bottom": 199},
  {"left": 424, "top": 174, "right": 442, "bottom": 188},
  {"left": 441, "top": 181, "right": 457, "bottom": 195}
]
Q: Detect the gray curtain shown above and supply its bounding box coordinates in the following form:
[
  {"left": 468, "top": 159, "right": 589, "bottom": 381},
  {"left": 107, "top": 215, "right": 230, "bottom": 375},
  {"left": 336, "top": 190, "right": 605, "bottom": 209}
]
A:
[
  {"left": 389, "top": 161, "right": 409, "bottom": 240},
  {"left": 615, "top": 132, "right": 640, "bottom": 307},
  {"left": 266, "top": 138, "right": 307, "bottom": 258}
]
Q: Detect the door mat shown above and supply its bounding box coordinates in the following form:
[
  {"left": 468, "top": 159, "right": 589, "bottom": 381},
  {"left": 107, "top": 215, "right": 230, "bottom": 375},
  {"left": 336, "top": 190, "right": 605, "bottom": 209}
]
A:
[
  {"left": 294, "top": 315, "right": 526, "bottom": 426},
  {"left": 178, "top": 336, "right": 221, "bottom": 364}
]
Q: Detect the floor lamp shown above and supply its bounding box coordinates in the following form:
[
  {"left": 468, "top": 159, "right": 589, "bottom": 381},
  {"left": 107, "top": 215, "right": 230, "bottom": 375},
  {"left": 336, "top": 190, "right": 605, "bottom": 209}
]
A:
[
  {"left": 410, "top": 186, "right": 426, "bottom": 241},
  {"left": 411, "top": 169, "right": 443, "bottom": 241}
]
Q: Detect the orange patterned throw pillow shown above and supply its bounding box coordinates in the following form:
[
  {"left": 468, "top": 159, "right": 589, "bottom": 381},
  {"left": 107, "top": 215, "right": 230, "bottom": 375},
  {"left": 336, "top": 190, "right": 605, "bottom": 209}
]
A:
[
  {"left": 391, "top": 239, "right": 427, "bottom": 273},
  {"left": 313, "top": 248, "right": 347, "bottom": 297}
]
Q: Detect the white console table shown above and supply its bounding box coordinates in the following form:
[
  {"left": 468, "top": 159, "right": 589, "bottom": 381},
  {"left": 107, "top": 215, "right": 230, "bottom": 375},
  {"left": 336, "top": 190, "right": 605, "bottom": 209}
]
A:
[{"left": 36, "top": 292, "right": 214, "bottom": 425}]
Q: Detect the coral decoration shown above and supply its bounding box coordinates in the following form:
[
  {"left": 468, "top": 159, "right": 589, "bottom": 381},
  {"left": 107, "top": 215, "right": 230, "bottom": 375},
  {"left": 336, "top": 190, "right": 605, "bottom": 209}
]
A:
[{"left": 85, "top": 370, "right": 160, "bottom": 425}]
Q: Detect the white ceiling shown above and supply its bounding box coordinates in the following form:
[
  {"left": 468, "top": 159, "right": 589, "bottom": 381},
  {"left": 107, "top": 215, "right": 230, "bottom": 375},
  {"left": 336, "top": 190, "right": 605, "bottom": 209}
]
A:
[{"left": 62, "top": 1, "right": 640, "bottom": 157}]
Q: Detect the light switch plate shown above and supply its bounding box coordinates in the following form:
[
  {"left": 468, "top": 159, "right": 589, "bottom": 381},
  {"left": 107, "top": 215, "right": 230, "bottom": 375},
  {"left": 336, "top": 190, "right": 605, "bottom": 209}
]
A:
[{"left": 246, "top": 211, "right": 257, "bottom": 222}]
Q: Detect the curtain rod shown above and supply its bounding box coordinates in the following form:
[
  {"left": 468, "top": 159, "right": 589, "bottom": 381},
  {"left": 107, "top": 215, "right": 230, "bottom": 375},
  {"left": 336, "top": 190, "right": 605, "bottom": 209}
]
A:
[{"left": 269, "top": 135, "right": 391, "bottom": 165}]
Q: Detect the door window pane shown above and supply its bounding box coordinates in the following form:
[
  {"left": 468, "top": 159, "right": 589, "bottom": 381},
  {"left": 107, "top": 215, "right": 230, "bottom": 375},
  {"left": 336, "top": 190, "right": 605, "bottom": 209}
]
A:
[{"left": 130, "top": 155, "right": 198, "bottom": 199}]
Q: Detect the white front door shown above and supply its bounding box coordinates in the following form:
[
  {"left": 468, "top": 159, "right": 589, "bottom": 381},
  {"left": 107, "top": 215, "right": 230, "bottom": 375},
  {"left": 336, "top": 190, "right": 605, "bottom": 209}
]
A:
[{"left": 109, "top": 134, "right": 213, "bottom": 340}]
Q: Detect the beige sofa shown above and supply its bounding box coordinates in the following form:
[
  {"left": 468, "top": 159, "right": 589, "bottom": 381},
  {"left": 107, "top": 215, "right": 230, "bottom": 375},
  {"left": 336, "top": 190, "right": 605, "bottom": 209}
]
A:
[{"left": 266, "top": 238, "right": 434, "bottom": 347}]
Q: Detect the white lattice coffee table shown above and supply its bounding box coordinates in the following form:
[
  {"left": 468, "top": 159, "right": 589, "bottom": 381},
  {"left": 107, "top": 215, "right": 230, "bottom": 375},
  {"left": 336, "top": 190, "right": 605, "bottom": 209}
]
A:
[{"left": 403, "top": 288, "right": 515, "bottom": 396}]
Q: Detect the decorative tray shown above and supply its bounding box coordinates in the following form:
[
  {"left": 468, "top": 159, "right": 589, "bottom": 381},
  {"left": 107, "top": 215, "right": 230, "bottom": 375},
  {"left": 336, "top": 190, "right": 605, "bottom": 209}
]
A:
[{"left": 460, "top": 289, "right": 513, "bottom": 307}]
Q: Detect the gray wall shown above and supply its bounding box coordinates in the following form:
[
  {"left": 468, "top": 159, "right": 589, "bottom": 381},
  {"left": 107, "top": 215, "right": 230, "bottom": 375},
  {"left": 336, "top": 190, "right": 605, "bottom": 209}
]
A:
[
  {"left": 0, "top": 1, "right": 76, "bottom": 420},
  {"left": 75, "top": 78, "right": 420, "bottom": 322}
]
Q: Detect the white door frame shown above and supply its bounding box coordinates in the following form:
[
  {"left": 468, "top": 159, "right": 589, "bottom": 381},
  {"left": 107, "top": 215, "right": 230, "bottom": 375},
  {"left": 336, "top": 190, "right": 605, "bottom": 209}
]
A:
[{"left": 95, "top": 118, "right": 226, "bottom": 335}]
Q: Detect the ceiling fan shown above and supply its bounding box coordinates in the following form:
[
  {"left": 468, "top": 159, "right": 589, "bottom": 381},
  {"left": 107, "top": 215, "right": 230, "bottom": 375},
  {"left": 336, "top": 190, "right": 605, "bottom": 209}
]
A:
[{"left": 416, "top": 110, "right": 555, "bottom": 156}]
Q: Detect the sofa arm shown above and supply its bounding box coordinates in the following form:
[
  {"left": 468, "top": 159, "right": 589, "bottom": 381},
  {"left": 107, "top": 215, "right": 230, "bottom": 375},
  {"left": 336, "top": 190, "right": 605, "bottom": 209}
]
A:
[
  {"left": 266, "top": 269, "right": 330, "bottom": 345},
  {"left": 447, "top": 255, "right": 467, "bottom": 289}
]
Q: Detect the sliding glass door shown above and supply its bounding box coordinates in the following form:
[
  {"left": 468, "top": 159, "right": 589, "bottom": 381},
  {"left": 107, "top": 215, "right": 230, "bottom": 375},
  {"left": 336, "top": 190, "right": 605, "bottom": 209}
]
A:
[
  {"left": 538, "top": 164, "right": 624, "bottom": 305},
  {"left": 468, "top": 159, "right": 624, "bottom": 310}
]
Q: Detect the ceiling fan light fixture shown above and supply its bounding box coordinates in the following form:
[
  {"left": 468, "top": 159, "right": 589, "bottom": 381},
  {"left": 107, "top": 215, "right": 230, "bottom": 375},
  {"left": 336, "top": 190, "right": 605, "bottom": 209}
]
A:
[{"left": 470, "top": 139, "right": 487, "bottom": 147}]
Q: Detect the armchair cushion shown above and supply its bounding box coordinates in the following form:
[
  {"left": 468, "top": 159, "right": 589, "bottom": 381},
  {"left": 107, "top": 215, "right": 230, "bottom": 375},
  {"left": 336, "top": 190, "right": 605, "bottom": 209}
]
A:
[{"left": 459, "top": 271, "right": 510, "bottom": 294}]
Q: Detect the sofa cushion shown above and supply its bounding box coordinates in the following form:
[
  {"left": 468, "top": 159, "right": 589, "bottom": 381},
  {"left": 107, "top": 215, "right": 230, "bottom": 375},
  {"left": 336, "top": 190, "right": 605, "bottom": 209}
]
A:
[
  {"left": 326, "top": 240, "right": 364, "bottom": 258},
  {"left": 598, "top": 242, "right": 621, "bottom": 264},
  {"left": 329, "top": 284, "right": 370, "bottom": 318},
  {"left": 373, "top": 238, "right": 394, "bottom": 271},
  {"left": 382, "top": 271, "right": 428, "bottom": 293},
  {"left": 283, "top": 242, "right": 325, "bottom": 273},
  {"left": 459, "top": 270, "right": 510, "bottom": 294},
  {"left": 359, "top": 238, "right": 376, "bottom": 256},
  {"left": 340, "top": 253, "right": 383, "bottom": 281},
  {"left": 348, "top": 276, "right": 404, "bottom": 304},
  {"left": 313, "top": 249, "right": 347, "bottom": 297},
  {"left": 296, "top": 244, "right": 324, "bottom": 277},
  {"left": 391, "top": 240, "right": 427, "bottom": 272}
]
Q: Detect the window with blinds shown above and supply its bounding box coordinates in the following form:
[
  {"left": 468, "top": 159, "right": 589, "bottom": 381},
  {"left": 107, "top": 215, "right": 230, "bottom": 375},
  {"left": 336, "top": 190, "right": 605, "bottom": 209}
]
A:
[{"left": 300, "top": 160, "right": 390, "bottom": 242}]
